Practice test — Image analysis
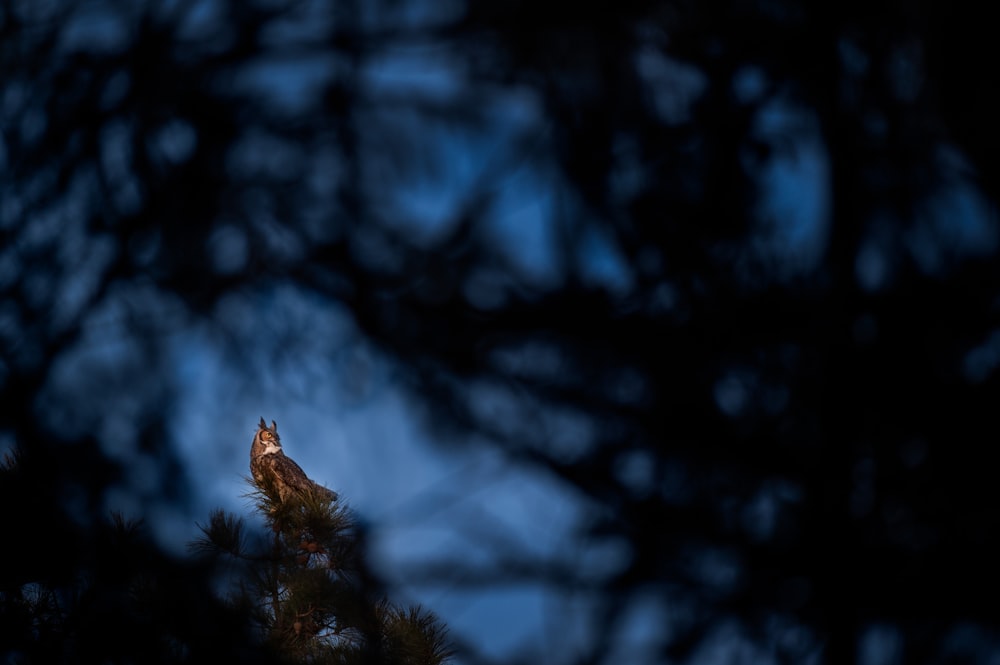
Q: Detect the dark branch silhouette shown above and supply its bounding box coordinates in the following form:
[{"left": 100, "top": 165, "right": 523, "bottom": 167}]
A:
[{"left": 3, "top": 0, "right": 1000, "bottom": 663}]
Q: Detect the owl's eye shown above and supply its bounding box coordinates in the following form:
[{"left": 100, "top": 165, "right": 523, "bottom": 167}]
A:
[{"left": 262, "top": 432, "right": 272, "bottom": 440}]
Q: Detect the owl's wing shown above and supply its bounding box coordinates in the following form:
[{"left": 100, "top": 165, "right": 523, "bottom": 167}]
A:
[
  {"left": 270, "top": 454, "right": 315, "bottom": 494},
  {"left": 254, "top": 453, "right": 337, "bottom": 503}
]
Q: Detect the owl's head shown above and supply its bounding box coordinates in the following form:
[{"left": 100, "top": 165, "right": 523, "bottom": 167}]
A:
[{"left": 251, "top": 417, "right": 282, "bottom": 457}]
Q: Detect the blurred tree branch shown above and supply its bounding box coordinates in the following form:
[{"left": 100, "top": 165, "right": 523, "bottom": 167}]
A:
[{"left": 3, "top": 0, "right": 1000, "bottom": 663}]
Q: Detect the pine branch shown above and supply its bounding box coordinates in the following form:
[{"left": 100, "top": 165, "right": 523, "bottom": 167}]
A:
[
  {"left": 1, "top": 446, "right": 24, "bottom": 472},
  {"left": 382, "top": 604, "right": 455, "bottom": 665},
  {"left": 190, "top": 466, "right": 454, "bottom": 663},
  {"left": 109, "top": 510, "right": 143, "bottom": 536},
  {"left": 189, "top": 509, "right": 247, "bottom": 559}
]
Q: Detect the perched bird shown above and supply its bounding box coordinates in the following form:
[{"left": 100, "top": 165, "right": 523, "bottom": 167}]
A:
[{"left": 250, "top": 417, "right": 338, "bottom": 504}]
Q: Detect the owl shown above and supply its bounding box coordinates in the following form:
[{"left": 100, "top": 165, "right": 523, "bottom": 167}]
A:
[{"left": 250, "top": 417, "right": 338, "bottom": 504}]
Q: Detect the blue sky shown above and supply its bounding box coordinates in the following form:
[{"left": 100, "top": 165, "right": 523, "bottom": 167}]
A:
[{"left": 12, "top": 2, "right": 1000, "bottom": 662}]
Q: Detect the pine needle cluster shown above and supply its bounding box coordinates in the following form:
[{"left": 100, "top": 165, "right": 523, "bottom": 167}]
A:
[{"left": 191, "top": 474, "right": 453, "bottom": 665}]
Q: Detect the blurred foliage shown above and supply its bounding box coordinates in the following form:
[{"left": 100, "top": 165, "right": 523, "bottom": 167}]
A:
[
  {"left": 1, "top": 453, "right": 268, "bottom": 663},
  {"left": 3, "top": 0, "right": 1000, "bottom": 663}
]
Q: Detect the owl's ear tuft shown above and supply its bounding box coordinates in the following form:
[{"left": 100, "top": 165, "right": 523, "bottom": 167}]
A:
[
  {"left": 259, "top": 416, "right": 267, "bottom": 429},
  {"left": 271, "top": 420, "right": 278, "bottom": 432}
]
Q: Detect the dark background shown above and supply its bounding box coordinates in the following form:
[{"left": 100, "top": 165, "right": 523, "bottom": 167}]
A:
[{"left": 3, "top": 0, "right": 1000, "bottom": 663}]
